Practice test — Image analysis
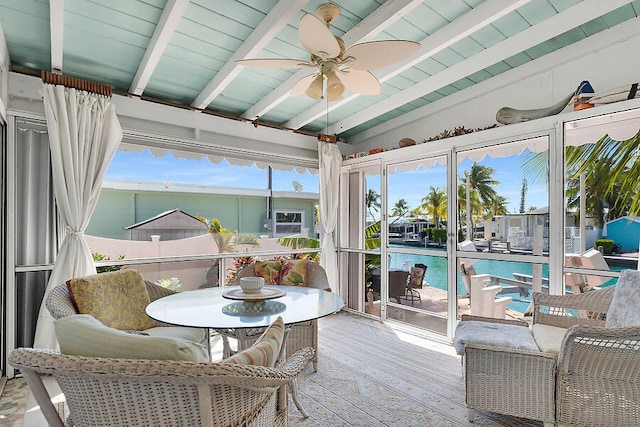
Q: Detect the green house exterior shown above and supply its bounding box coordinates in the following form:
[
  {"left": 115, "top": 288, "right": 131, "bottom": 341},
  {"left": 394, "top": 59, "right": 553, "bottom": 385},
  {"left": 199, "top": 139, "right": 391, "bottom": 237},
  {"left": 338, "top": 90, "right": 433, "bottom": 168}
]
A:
[{"left": 87, "top": 183, "right": 318, "bottom": 240}]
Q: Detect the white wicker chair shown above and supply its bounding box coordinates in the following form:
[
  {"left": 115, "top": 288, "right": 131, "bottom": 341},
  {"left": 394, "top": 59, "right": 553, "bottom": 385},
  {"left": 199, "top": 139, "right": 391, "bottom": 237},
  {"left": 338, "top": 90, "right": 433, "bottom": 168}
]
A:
[
  {"left": 9, "top": 346, "right": 314, "bottom": 427},
  {"left": 45, "top": 271, "right": 208, "bottom": 347},
  {"left": 459, "top": 270, "right": 640, "bottom": 426},
  {"left": 218, "top": 261, "right": 330, "bottom": 372}
]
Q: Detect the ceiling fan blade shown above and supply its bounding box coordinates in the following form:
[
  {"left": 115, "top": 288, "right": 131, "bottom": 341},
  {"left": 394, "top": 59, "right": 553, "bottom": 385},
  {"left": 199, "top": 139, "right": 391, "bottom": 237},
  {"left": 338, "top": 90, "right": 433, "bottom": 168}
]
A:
[
  {"left": 291, "top": 74, "right": 318, "bottom": 97},
  {"left": 338, "top": 69, "right": 381, "bottom": 95},
  {"left": 343, "top": 40, "right": 420, "bottom": 70},
  {"left": 298, "top": 14, "right": 340, "bottom": 60},
  {"left": 235, "top": 58, "right": 312, "bottom": 69}
]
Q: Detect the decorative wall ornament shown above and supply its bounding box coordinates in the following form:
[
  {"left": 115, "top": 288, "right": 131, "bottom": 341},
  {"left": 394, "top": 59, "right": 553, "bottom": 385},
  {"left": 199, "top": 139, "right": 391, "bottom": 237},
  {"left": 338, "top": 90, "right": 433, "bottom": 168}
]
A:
[
  {"left": 496, "top": 92, "right": 574, "bottom": 125},
  {"left": 422, "top": 125, "right": 498, "bottom": 143},
  {"left": 588, "top": 82, "right": 639, "bottom": 104},
  {"left": 398, "top": 137, "right": 416, "bottom": 147}
]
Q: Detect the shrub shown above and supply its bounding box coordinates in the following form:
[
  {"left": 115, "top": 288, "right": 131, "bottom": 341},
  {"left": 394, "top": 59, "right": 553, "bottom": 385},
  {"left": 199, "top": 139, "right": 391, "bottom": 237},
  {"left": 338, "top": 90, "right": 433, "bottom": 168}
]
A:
[
  {"left": 594, "top": 239, "right": 614, "bottom": 254},
  {"left": 92, "top": 252, "right": 124, "bottom": 273},
  {"left": 431, "top": 228, "right": 447, "bottom": 244}
]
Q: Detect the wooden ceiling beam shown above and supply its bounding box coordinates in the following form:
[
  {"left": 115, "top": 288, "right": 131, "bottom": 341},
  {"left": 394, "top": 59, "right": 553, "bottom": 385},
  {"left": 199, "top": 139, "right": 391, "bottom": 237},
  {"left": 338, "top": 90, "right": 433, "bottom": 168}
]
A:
[
  {"left": 328, "top": 0, "right": 636, "bottom": 136},
  {"left": 49, "top": 0, "right": 64, "bottom": 72},
  {"left": 285, "top": 0, "right": 533, "bottom": 130},
  {"left": 129, "top": 0, "right": 189, "bottom": 95},
  {"left": 191, "top": 0, "right": 307, "bottom": 110}
]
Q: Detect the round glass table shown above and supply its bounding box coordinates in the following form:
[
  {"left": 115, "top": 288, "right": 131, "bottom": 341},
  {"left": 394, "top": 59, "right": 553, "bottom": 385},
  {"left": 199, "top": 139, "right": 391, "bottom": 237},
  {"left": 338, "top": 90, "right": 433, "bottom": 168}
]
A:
[
  {"left": 146, "top": 285, "right": 344, "bottom": 418},
  {"left": 146, "top": 285, "right": 344, "bottom": 330}
]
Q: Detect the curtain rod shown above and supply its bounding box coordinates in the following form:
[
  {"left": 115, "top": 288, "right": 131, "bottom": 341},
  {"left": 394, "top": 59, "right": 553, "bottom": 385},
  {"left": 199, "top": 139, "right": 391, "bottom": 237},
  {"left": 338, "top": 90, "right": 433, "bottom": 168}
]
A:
[
  {"left": 15, "top": 67, "right": 339, "bottom": 143},
  {"left": 41, "top": 71, "right": 113, "bottom": 97}
]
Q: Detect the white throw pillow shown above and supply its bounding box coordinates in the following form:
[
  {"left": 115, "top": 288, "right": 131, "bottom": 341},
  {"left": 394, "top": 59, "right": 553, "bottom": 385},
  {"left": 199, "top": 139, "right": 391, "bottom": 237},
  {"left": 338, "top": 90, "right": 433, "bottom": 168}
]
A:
[
  {"left": 606, "top": 270, "right": 640, "bottom": 328},
  {"left": 55, "top": 314, "right": 208, "bottom": 362},
  {"left": 532, "top": 324, "right": 567, "bottom": 358}
]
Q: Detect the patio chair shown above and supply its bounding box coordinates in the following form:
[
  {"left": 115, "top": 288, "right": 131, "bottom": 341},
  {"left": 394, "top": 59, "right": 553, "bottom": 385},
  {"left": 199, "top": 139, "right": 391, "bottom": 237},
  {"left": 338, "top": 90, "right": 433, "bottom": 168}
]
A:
[
  {"left": 219, "top": 260, "right": 330, "bottom": 372},
  {"left": 388, "top": 269, "right": 410, "bottom": 304},
  {"left": 398, "top": 264, "right": 426, "bottom": 305},
  {"left": 9, "top": 346, "right": 314, "bottom": 427},
  {"left": 455, "top": 269, "right": 640, "bottom": 426},
  {"left": 45, "top": 270, "right": 207, "bottom": 347},
  {"left": 565, "top": 248, "right": 611, "bottom": 293}
]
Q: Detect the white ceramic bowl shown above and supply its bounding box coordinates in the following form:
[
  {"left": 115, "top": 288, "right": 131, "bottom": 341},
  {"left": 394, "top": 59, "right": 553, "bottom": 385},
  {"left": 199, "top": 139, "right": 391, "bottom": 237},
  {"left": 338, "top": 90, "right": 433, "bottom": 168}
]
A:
[{"left": 240, "top": 276, "right": 264, "bottom": 294}]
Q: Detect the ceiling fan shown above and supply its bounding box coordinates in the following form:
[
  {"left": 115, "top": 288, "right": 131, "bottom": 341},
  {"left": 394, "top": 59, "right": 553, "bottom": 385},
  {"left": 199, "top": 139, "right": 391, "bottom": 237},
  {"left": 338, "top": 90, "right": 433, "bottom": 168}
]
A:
[{"left": 236, "top": 3, "right": 420, "bottom": 102}]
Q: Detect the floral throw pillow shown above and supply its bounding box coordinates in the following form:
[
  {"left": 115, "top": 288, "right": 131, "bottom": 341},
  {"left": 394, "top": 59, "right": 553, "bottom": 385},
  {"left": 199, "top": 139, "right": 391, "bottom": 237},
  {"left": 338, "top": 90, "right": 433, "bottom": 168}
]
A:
[
  {"left": 254, "top": 260, "right": 282, "bottom": 285},
  {"left": 409, "top": 266, "right": 425, "bottom": 288},
  {"left": 67, "top": 270, "right": 156, "bottom": 331},
  {"left": 280, "top": 259, "right": 308, "bottom": 287}
]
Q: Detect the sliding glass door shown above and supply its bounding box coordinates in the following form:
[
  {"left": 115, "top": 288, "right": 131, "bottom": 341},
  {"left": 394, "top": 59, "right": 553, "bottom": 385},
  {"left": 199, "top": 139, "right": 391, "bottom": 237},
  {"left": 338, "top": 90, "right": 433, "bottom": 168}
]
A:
[{"left": 384, "top": 156, "right": 450, "bottom": 334}]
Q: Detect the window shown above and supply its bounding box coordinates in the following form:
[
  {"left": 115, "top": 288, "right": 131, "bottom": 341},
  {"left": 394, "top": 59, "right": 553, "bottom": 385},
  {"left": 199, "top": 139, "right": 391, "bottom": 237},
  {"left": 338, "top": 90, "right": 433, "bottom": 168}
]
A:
[{"left": 274, "top": 209, "right": 305, "bottom": 236}]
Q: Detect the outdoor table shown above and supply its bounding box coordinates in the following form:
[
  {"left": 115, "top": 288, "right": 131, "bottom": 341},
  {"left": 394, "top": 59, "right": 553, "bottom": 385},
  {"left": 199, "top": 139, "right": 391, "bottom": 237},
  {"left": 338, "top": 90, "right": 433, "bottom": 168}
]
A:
[{"left": 146, "top": 285, "right": 344, "bottom": 417}]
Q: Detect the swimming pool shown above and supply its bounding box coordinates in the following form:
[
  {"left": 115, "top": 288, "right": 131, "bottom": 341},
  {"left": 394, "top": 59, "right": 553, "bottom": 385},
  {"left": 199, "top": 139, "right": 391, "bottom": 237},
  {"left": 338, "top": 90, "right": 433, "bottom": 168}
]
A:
[{"left": 389, "top": 252, "right": 619, "bottom": 313}]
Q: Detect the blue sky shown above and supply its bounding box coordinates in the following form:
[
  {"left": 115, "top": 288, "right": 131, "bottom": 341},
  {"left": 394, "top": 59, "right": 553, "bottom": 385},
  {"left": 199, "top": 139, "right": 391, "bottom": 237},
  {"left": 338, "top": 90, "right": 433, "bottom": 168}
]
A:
[
  {"left": 105, "top": 149, "right": 320, "bottom": 192},
  {"left": 370, "top": 150, "right": 549, "bottom": 216},
  {"left": 106, "top": 148, "right": 548, "bottom": 214}
]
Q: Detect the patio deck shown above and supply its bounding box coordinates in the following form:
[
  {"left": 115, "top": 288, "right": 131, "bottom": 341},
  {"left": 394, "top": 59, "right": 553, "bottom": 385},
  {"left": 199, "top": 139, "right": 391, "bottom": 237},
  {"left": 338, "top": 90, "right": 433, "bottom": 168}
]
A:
[
  {"left": 365, "top": 284, "right": 525, "bottom": 322},
  {"left": 1, "top": 311, "right": 541, "bottom": 426}
]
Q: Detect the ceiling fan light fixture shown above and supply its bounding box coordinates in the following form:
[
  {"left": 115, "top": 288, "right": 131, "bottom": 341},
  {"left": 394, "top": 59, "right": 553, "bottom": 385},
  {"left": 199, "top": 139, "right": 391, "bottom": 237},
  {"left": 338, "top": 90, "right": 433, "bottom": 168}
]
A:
[
  {"left": 305, "top": 74, "right": 325, "bottom": 100},
  {"left": 326, "top": 71, "right": 345, "bottom": 101}
]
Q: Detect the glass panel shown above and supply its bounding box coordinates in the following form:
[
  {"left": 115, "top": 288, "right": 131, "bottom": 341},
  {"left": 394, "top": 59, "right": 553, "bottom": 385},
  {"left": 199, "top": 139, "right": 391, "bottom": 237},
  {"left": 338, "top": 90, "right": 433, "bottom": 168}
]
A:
[
  {"left": 564, "top": 112, "right": 640, "bottom": 283},
  {"left": 276, "top": 212, "right": 302, "bottom": 223},
  {"left": 276, "top": 224, "right": 301, "bottom": 234},
  {"left": 364, "top": 253, "right": 382, "bottom": 317},
  {"left": 457, "top": 137, "right": 549, "bottom": 256},
  {"left": 387, "top": 157, "right": 448, "bottom": 250},
  {"left": 107, "top": 149, "right": 268, "bottom": 189},
  {"left": 340, "top": 160, "right": 380, "bottom": 316},
  {"left": 386, "top": 156, "right": 448, "bottom": 334},
  {"left": 385, "top": 252, "right": 449, "bottom": 335},
  {"left": 456, "top": 257, "right": 547, "bottom": 318}
]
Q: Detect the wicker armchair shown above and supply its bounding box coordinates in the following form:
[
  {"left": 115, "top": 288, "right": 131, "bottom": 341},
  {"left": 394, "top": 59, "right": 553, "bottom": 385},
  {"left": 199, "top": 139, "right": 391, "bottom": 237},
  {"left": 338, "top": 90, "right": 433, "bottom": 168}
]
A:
[
  {"left": 458, "top": 270, "right": 640, "bottom": 427},
  {"left": 218, "top": 261, "right": 330, "bottom": 372},
  {"left": 9, "top": 346, "right": 314, "bottom": 427},
  {"left": 461, "top": 288, "right": 615, "bottom": 426},
  {"left": 45, "top": 271, "right": 207, "bottom": 346}
]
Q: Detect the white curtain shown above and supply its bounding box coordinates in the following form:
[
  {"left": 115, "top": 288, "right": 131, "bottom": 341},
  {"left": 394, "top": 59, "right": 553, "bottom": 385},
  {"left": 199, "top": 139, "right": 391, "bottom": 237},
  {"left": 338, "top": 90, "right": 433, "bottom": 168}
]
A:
[
  {"left": 318, "top": 141, "right": 341, "bottom": 292},
  {"left": 34, "top": 84, "right": 122, "bottom": 349}
]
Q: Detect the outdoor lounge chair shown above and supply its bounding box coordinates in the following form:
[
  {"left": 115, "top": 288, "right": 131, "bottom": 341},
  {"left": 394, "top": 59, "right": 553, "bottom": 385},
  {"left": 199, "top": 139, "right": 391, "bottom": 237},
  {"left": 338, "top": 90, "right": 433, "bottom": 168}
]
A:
[
  {"left": 565, "top": 247, "right": 612, "bottom": 293},
  {"left": 455, "top": 269, "right": 640, "bottom": 426}
]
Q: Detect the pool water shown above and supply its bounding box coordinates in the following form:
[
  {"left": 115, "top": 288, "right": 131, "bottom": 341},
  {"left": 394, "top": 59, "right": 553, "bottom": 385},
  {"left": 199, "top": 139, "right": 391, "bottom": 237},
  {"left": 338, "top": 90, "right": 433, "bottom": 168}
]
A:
[{"left": 389, "top": 252, "right": 619, "bottom": 313}]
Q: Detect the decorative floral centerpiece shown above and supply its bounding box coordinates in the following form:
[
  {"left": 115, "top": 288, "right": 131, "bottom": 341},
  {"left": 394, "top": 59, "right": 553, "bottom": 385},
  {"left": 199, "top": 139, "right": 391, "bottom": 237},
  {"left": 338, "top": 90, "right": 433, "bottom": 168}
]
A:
[{"left": 156, "top": 277, "right": 182, "bottom": 291}]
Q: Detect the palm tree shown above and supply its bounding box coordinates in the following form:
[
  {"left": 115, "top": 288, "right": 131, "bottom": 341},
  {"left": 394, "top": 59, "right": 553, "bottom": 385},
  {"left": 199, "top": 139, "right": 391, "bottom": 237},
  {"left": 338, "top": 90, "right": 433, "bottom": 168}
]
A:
[
  {"left": 457, "top": 183, "right": 482, "bottom": 238},
  {"left": 421, "top": 186, "right": 447, "bottom": 227},
  {"left": 197, "top": 216, "right": 260, "bottom": 285},
  {"left": 366, "top": 189, "right": 381, "bottom": 220},
  {"left": 463, "top": 163, "right": 499, "bottom": 236},
  {"left": 524, "top": 130, "right": 640, "bottom": 225},
  {"left": 409, "top": 206, "right": 424, "bottom": 217},
  {"left": 391, "top": 199, "right": 409, "bottom": 217},
  {"left": 197, "top": 216, "right": 259, "bottom": 252},
  {"left": 566, "top": 146, "right": 630, "bottom": 228},
  {"left": 487, "top": 195, "right": 509, "bottom": 217},
  {"left": 566, "top": 132, "right": 639, "bottom": 224}
]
